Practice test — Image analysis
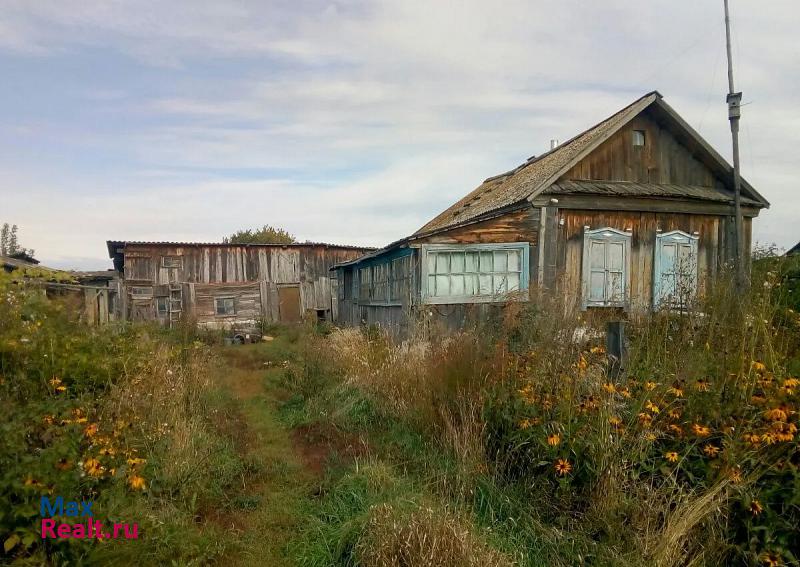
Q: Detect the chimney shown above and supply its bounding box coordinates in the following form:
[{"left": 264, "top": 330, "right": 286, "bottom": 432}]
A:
[{"left": 550, "top": 139, "right": 559, "bottom": 150}]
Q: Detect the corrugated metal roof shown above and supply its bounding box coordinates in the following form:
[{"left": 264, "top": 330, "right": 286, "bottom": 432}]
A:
[{"left": 545, "top": 180, "right": 762, "bottom": 206}]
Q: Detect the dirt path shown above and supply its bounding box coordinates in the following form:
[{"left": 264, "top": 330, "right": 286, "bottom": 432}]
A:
[{"left": 211, "top": 341, "right": 314, "bottom": 567}]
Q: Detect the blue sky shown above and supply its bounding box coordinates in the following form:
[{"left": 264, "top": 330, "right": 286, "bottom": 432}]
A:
[{"left": 1, "top": 0, "right": 797, "bottom": 269}]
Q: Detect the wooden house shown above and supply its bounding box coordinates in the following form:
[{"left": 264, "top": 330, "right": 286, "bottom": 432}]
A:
[
  {"left": 332, "top": 91, "right": 769, "bottom": 332},
  {"left": 107, "top": 241, "right": 372, "bottom": 328}
]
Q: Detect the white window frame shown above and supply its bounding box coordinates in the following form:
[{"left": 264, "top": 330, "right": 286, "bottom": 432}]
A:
[
  {"left": 214, "top": 296, "right": 236, "bottom": 316},
  {"left": 653, "top": 230, "right": 699, "bottom": 309},
  {"left": 581, "top": 227, "right": 632, "bottom": 309},
  {"left": 420, "top": 242, "right": 530, "bottom": 305}
]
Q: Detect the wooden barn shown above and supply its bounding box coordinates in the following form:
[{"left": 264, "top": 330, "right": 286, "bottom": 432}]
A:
[
  {"left": 107, "top": 241, "right": 371, "bottom": 328},
  {"left": 333, "top": 91, "right": 769, "bottom": 332}
]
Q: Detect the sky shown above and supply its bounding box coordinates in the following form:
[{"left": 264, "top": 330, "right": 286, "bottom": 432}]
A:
[{"left": 0, "top": 0, "right": 798, "bottom": 270}]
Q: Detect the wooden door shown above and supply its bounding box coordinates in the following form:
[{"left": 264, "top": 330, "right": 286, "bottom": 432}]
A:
[{"left": 278, "top": 286, "right": 301, "bottom": 323}]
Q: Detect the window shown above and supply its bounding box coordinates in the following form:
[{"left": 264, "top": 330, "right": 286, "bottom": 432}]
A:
[
  {"left": 156, "top": 297, "right": 169, "bottom": 316},
  {"left": 581, "top": 228, "right": 631, "bottom": 309},
  {"left": 653, "top": 230, "right": 699, "bottom": 308},
  {"left": 633, "top": 130, "right": 646, "bottom": 147},
  {"left": 130, "top": 286, "right": 153, "bottom": 299},
  {"left": 161, "top": 256, "right": 182, "bottom": 268},
  {"left": 215, "top": 297, "right": 235, "bottom": 316},
  {"left": 126, "top": 257, "right": 152, "bottom": 281},
  {"left": 422, "top": 243, "right": 529, "bottom": 304}
]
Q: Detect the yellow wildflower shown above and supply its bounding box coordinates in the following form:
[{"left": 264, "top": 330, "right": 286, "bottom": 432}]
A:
[
  {"left": 749, "top": 499, "right": 763, "bottom": 516},
  {"left": 667, "top": 386, "right": 684, "bottom": 398},
  {"left": 751, "top": 361, "right": 767, "bottom": 373},
  {"left": 84, "top": 423, "right": 99, "bottom": 438},
  {"left": 645, "top": 381, "right": 657, "bottom": 391},
  {"left": 765, "top": 408, "right": 788, "bottom": 422},
  {"left": 602, "top": 383, "right": 616, "bottom": 394},
  {"left": 667, "top": 409, "right": 681, "bottom": 420},
  {"left": 127, "top": 457, "right": 146, "bottom": 467},
  {"left": 702, "top": 444, "right": 721, "bottom": 458},
  {"left": 554, "top": 459, "right": 572, "bottom": 476},
  {"left": 547, "top": 433, "right": 561, "bottom": 447},
  {"left": 760, "top": 551, "right": 782, "bottom": 567},
  {"left": 645, "top": 400, "right": 660, "bottom": 414},
  {"left": 664, "top": 451, "right": 679, "bottom": 463},
  {"left": 743, "top": 433, "right": 761, "bottom": 446},
  {"left": 127, "top": 475, "right": 146, "bottom": 491},
  {"left": 692, "top": 423, "right": 711, "bottom": 437},
  {"left": 83, "top": 458, "right": 104, "bottom": 477},
  {"left": 695, "top": 379, "right": 710, "bottom": 392},
  {"left": 608, "top": 416, "right": 623, "bottom": 428}
]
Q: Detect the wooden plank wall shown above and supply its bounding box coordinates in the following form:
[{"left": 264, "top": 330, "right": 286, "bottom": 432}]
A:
[
  {"left": 120, "top": 244, "right": 366, "bottom": 326},
  {"left": 334, "top": 206, "right": 541, "bottom": 334},
  {"left": 551, "top": 209, "right": 752, "bottom": 311},
  {"left": 563, "top": 108, "right": 728, "bottom": 189}
]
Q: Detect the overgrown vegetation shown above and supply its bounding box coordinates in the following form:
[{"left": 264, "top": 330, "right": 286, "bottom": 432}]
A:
[
  {"left": 0, "top": 272, "right": 254, "bottom": 565},
  {"left": 285, "top": 255, "right": 800, "bottom": 566}
]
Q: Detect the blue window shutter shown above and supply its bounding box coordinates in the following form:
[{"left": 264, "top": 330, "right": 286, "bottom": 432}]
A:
[{"left": 654, "top": 231, "right": 699, "bottom": 308}]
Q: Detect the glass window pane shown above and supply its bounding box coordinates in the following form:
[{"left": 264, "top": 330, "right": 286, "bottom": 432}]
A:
[
  {"left": 494, "top": 275, "right": 508, "bottom": 294},
  {"left": 609, "top": 271, "right": 624, "bottom": 301},
  {"left": 479, "top": 274, "right": 492, "bottom": 295},
  {"left": 435, "top": 275, "right": 450, "bottom": 296},
  {"left": 507, "top": 273, "right": 520, "bottom": 291},
  {"left": 450, "top": 253, "right": 465, "bottom": 273},
  {"left": 436, "top": 253, "right": 450, "bottom": 274},
  {"left": 608, "top": 242, "right": 624, "bottom": 271},
  {"left": 464, "top": 274, "right": 477, "bottom": 295},
  {"left": 427, "top": 275, "right": 436, "bottom": 296},
  {"left": 589, "top": 241, "right": 606, "bottom": 270},
  {"left": 508, "top": 250, "right": 520, "bottom": 272},
  {"left": 465, "top": 252, "right": 478, "bottom": 272},
  {"left": 427, "top": 252, "right": 437, "bottom": 274},
  {"left": 451, "top": 275, "right": 464, "bottom": 296},
  {"left": 590, "top": 271, "right": 606, "bottom": 301},
  {"left": 493, "top": 251, "right": 507, "bottom": 272},
  {"left": 480, "top": 251, "right": 493, "bottom": 273}
]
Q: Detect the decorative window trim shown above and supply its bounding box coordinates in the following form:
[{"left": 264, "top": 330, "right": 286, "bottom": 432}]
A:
[
  {"left": 214, "top": 296, "right": 236, "bottom": 316},
  {"left": 420, "top": 242, "right": 530, "bottom": 305},
  {"left": 581, "top": 227, "right": 632, "bottom": 310},
  {"left": 653, "top": 230, "right": 699, "bottom": 309}
]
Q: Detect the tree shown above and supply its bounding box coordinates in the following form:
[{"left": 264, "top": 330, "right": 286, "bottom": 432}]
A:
[
  {"left": 223, "top": 225, "right": 297, "bottom": 245},
  {"left": 0, "top": 223, "right": 35, "bottom": 258}
]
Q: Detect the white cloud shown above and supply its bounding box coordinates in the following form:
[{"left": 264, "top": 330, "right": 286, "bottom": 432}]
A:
[{"left": 0, "top": 0, "right": 797, "bottom": 269}]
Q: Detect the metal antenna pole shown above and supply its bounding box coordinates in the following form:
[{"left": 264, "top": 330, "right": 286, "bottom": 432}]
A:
[{"left": 724, "top": 0, "right": 745, "bottom": 288}]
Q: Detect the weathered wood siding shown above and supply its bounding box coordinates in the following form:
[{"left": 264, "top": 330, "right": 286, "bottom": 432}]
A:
[
  {"left": 334, "top": 207, "right": 541, "bottom": 333},
  {"left": 550, "top": 209, "right": 751, "bottom": 311},
  {"left": 118, "top": 244, "right": 367, "bottom": 327},
  {"left": 563, "top": 108, "right": 728, "bottom": 188}
]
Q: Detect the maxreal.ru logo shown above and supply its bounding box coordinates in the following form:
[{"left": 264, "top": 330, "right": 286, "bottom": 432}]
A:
[{"left": 40, "top": 496, "right": 139, "bottom": 540}]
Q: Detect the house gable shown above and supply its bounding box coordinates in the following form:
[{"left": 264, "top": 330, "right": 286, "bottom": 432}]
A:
[{"left": 560, "top": 107, "right": 728, "bottom": 189}]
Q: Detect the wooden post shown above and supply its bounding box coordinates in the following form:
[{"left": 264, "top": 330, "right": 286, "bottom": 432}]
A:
[
  {"left": 606, "top": 321, "right": 627, "bottom": 375},
  {"left": 724, "top": 0, "right": 746, "bottom": 289}
]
